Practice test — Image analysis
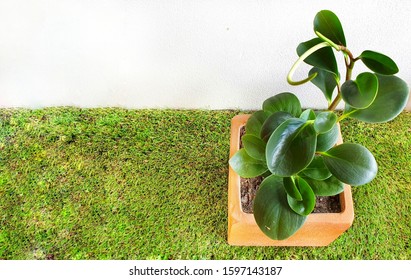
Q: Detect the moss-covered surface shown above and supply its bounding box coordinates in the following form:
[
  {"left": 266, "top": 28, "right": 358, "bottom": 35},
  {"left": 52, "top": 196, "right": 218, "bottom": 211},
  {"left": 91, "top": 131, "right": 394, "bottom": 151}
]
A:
[{"left": 0, "top": 108, "right": 410, "bottom": 259}]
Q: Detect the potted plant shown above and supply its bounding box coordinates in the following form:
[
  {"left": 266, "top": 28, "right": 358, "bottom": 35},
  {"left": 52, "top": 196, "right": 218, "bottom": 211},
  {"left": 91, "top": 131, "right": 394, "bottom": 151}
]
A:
[{"left": 228, "top": 10, "right": 409, "bottom": 246}]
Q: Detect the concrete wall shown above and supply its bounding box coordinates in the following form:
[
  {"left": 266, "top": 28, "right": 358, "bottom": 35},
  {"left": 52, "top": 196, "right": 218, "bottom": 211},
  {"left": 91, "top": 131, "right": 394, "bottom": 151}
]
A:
[{"left": 0, "top": 0, "right": 410, "bottom": 110}]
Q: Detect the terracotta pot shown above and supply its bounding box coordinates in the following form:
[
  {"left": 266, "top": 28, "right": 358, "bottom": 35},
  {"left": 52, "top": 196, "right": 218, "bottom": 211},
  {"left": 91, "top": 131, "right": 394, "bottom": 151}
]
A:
[{"left": 228, "top": 114, "right": 354, "bottom": 246}]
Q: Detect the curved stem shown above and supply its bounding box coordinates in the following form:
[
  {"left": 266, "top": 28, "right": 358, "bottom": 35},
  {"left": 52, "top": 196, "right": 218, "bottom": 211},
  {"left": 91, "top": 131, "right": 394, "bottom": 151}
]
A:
[
  {"left": 328, "top": 47, "right": 356, "bottom": 111},
  {"left": 287, "top": 42, "right": 331, "bottom": 86},
  {"left": 315, "top": 31, "right": 342, "bottom": 51}
]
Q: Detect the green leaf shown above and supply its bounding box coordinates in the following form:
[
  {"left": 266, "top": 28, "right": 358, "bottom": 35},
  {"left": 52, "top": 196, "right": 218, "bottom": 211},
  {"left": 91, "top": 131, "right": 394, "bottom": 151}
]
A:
[
  {"left": 309, "top": 67, "right": 338, "bottom": 102},
  {"left": 283, "top": 177, "right": 302, "bottom": 201},
  {"left": 322, "top": 143, "right": 378, "bottom": 186},
  {"left": 316, "top": 123, "right": 339, "bottom": 152},
  {"left": 346, "top": 74, "right": 409, "bottom": 123},
  {"left": 245, "top": 110, "right": 271, "bottom": 137},
  {"left": 297, "top": 38, "right": 338, "bottom": 75},
  {"left": 253, "top": 175, "right": 307, "bottom": 240},
  {"left": 314, "top": 10, "right": 346, "bottom": 46},
  {"left": 266, "top": 118, "right": 317, "bottom": 177},
  {"left": 314, "top": 111, "right": 338, "bottom": 134},
  {"left": 303, "top": 175, "right": 345, "bottom": 196},
  {"left": 302, "top": 156, "right": 332, "bottom": 180},
  {"left": 229, "top": 149, "right": 268, "bottom": 178},
  {"left": 360, "top": 50, "right": 399, "bottom": 75},
  {"left": 260, "top": 111, "right": 293, "bottom": 142},
  {"left": 242, "top": 134, "right": 266, "bottom": 161},
  {"left": 341, "top": 72, "right": 379, "bottom": 109},
  {"left": 287, "top": 177, "right": 316, "bottom": 216},
  {"left": 262, "top": 92, "right": 302, "bottom": 117},
  {"left": 300, "top": 109, "right": 316, "bottom": 121}
]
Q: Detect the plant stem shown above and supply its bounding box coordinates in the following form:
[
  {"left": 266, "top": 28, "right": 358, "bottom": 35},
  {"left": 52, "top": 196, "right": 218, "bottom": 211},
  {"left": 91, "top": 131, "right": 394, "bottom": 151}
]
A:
[
  {"left": 315, "top": 31, "right": 341, "bottom": 51},
  {"left": 341, "top": 46, "right": 356, "bottom": 81},
  {"left": 328, "top": 46, "right": 357, "bottom": 111},
  {"left": 287, "top": 42, "right": 330, "bottom": 86},
  {"left": 337, "top": 109, "right": 357, "bottom": 122},
  {"left": 328, "top": 93, "right": 342, "bottom": 111}
]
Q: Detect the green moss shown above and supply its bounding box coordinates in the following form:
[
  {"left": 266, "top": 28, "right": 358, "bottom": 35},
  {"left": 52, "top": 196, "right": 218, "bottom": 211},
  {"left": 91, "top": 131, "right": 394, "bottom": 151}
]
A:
[{"left": 0, "top": 108, "right": 410, "bottom": 259}]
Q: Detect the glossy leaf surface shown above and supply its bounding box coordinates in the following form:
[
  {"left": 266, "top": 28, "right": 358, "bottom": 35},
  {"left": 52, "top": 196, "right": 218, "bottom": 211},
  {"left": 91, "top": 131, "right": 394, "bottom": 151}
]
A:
[
  {"left": 346, "top": 75, "right": 409, "bottom": 123},
  {"left": 242, "top": 134, "right": 266, "bottom": 161},
  {"left": 283, "top": 177, "right": 302, "bottom": 201},
  {"left": 314, "top": 111, "right": 338, "bottom": 134},
  {"left": 322, "top": 143, "right": 378, "bottom": 186},
  {"left": 245, "top": 110, "right": 271, "bottom": 137},
  {"left": 316, "top": 123, "right": 339, "bottom": 152},
  {"left": 360, "top": 50, "right": 399, "bottom": 75},
  {"left": 253, "top": 175, "right": 307, "bottom": 240},
  {"left": 341, "top": 72, "right": 378, "bottom": 109},
  {"left": 314, "top": 10, "right": 346, "bottom": 46},
  {"left": 266, "top": 118, "right": 317, "bottom": 177},
  {"left": 287, "top": 177, "right": 316, "bottom": 216},
  {"left": 297, "top": 38, "right": 338, "bottom": 75},
  {"left": 309, "top": 67, "right": 338, "bottom": 102},
  {"left": 302, "top": 156, "right": 332, "bottom": 180},
  {"left": 260, "top": 111, "right": 293, "bottom": 142},
  {"left": 229, "top": 149, "right": 267, "bottom": 178},
  {"left": 304, "top": 175, "right": 345, "bottom": 196},
  {"left": 300, "top": 109, "right": 316, "bottom": 121},
  {"left": 262, "top": 92, "right": 302, "bottom": 117}
]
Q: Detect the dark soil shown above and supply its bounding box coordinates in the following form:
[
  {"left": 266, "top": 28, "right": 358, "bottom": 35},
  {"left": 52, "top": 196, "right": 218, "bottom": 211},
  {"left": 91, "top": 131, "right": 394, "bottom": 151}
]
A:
[
  {"left": 239, "top": 126, "right": 341, "bottom": 214},
  {"left": 240, "top": 176, "right": 341, "bottom": 213}
]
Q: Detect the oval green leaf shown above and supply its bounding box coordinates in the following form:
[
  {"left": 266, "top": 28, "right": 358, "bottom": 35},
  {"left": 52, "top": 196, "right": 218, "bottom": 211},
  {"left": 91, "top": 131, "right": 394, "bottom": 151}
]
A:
[
  {"left": 229, "top": 148, "right": 268, "bottom": 178},
  {"left": 253, "top": 175, "right": 307, "bottom": 240},
  {"left": 260, "top": 111, "right": 293, "bottom": 142},
  {"left": 345, "top": 74, "right": 409, "bottom": 123},
  {"left": 262, "top": 92, "right": 302, "bottom": 117},
  {"left": 242, "top": 134, "right": 266, "bottom": 161},
  {"left": 314, "top": 111, "right": 338, "bottom": 134},
  {"left": 245, "top": 110, "right": 271, "bottom": 137},
  {"left": 341, "top": 72, "right": 379, "bottom": 109},
  {"left": 297, "top": 38, "right": 338, "bottom": 75},
  {"left": 309, "top": 67, "right": 338, "bottom": 103},
  {"left": 314, "top": 10, "right": 346, "bottom": 46},
  {"left": 266, "top": 118, "right": 317, "bottom": 177},
  {"left": 287, "top": 177, "right": 316, "bottom": 216},
  {"left": 300, "top": 109, "right": 316, "bottom": 121},
  {"left": 360, "top": 50, "right": 399, "bottom": 75},
  {"left": 283, "top": 177, "right": 302, "bottom": 201},
  {"left": 316, "top": 123, "right": 339, "bottom": 152},
  {"left": 303, "top": 175, "right": 345, "bottom": 196},
  {"left": 301, "top": 156, "right": 332, "bottom": 180},
  {"left": 322, "top": 143, "right": 378, "bottom": 186}
]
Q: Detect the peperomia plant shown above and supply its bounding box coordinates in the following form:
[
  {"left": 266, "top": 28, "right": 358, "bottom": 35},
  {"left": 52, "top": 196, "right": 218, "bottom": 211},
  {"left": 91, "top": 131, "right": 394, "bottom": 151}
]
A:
[{"left": 229, "top": 10, "right": 409, "bottom": 240}]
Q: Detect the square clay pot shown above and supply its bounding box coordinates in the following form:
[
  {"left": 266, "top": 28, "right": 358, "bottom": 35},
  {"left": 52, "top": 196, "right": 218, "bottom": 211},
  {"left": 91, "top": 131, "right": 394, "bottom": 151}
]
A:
[{"left": 228, "top": 114, "right": 354, "bottom": 246}]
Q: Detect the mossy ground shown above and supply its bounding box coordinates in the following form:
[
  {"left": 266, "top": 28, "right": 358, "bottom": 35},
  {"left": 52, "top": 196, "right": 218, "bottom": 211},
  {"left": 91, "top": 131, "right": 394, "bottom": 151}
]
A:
[{"left": 0, "top": 108, "right": 410, "bottom": 259}]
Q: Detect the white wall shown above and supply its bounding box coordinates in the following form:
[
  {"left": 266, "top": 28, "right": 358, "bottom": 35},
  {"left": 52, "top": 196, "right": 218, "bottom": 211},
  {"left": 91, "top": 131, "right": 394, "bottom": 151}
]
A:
[{"left": 0, "top": 0, "right": 410, "bottom": 110}]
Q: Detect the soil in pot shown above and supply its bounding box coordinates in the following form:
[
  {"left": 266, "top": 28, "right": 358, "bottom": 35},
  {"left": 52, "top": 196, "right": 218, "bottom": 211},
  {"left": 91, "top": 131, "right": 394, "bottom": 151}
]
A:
[{"left": 240, "top": 176, "right": 341, "bottom": 214}]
